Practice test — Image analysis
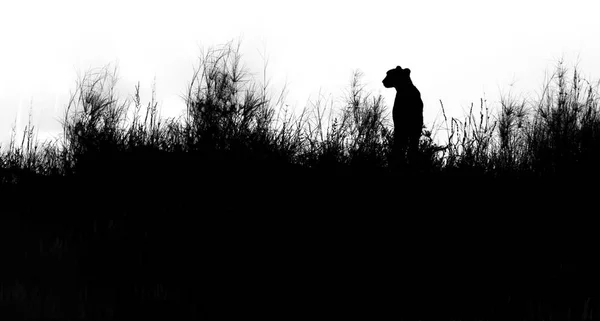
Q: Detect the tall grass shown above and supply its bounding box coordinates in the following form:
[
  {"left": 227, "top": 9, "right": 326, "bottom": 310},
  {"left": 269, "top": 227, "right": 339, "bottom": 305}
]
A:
[
  {"left": 1, "top": 42, "right": 599, "bottom": 190},
  {"left": 433, "top": 59, "right": 600, "bottom": 180}
]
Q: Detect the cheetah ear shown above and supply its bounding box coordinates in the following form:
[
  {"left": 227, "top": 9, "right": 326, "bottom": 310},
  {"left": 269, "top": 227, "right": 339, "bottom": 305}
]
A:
[
  {"left": 396, "top": 66, "right": 402, "bottom": 70},
  {"left": 404, "top": 68, "right": 411, "bottom": 75}
]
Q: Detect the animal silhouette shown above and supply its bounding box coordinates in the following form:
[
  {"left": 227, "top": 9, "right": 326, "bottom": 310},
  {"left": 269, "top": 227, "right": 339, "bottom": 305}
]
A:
[{"left": 382, "top": 66, "right": 423, "bottom": 168}]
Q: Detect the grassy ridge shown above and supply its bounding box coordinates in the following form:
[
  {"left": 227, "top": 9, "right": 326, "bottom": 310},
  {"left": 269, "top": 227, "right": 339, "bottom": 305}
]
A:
[
  {"left": 2, "top": 46, "right": 599, "bottom": 193},
  {"left": 1, "top": 41, "right": 599, "bottom": 320}
]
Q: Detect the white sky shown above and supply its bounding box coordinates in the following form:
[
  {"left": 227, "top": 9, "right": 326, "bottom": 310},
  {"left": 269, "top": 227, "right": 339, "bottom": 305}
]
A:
[{"left": 1, "top": 0, "right": 599, "bottom": 145}]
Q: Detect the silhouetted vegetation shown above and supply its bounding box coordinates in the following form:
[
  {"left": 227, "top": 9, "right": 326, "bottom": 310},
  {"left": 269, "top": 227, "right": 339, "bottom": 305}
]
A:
[
  {"left": 3, "top": 51, "right": 598, "bottom": 190},
  {"left": 436, "top": 59, "right": 600, "bottom": 179},
  {"left": 1, "top": 41, "right": 599, "bottom": 320}
]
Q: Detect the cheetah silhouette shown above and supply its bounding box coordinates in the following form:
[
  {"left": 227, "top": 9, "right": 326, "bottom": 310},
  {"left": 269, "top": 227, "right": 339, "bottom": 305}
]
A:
[{"left": 382, "top": 66, "right": 423, "bottom": 168}]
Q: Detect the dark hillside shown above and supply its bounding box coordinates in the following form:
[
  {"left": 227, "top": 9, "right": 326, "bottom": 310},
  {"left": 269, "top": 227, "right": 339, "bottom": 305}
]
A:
[{"left": 1, "top": 43, "right": 599, "bottom": 320}]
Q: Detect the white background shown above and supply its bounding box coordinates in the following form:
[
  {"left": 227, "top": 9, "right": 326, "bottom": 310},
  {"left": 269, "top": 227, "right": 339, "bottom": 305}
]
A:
[{"left": 1, "top": 0, "right": 599, "bottom": 145}]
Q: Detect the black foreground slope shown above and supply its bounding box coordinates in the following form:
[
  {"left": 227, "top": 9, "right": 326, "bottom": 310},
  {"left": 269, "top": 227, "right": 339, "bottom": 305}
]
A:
[{"left": 1, "top": 166, "right": 596, "bottom": 320}]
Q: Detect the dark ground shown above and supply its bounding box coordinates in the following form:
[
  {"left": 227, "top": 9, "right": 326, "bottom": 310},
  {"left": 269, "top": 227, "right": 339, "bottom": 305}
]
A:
[{"left": 0, "top": 169, "right": 597, "bottom": 320}]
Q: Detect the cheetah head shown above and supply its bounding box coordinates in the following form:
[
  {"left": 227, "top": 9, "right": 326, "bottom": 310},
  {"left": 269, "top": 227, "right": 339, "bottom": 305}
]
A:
[{"left": 382, "top": 66, "right": 412, "bottom": 88}]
